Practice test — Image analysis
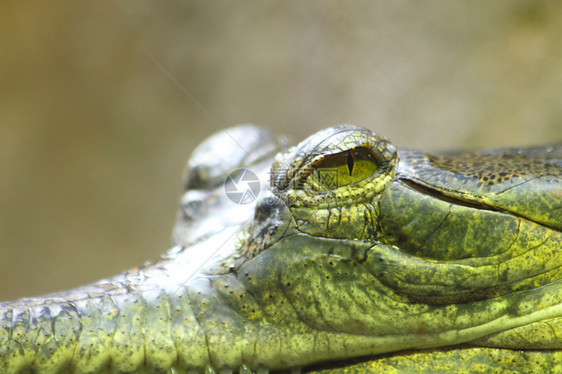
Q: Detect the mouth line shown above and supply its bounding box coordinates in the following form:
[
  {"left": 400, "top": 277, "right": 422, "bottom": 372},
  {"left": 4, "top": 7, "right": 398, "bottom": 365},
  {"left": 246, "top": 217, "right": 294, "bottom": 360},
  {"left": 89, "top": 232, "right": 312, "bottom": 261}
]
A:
[
  {"left": 400, "top": 178, "right": 498, "bottom": 211},
  {"left": 399, "top": 178, "right": 560, "bottom": 233}
]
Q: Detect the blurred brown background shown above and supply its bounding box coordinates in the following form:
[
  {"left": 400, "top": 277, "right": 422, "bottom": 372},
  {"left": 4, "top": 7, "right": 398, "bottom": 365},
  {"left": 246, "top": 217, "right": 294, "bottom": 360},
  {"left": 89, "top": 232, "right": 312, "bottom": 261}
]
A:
[{"left": 0, "top": 1, "right": 561, "bottom": 300}]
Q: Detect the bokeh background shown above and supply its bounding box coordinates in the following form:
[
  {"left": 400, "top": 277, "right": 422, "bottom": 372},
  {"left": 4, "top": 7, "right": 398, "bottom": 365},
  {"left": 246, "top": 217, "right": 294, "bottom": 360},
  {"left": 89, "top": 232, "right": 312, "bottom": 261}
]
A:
[{"left": 1, "top": 1, "right": 561, "bottom": 300}]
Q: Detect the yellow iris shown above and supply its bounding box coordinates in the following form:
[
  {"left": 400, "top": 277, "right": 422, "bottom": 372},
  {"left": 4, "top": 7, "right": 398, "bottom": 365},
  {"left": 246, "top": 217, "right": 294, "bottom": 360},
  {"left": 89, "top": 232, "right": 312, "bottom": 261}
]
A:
[{"left": 310, "top": 147, "right": 379, "bottom": 190}]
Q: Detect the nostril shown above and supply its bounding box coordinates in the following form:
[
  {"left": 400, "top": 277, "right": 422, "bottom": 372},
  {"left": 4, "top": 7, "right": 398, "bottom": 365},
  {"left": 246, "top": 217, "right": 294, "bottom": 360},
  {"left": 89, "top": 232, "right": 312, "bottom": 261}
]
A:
[{"left": 180, "top": 190, "right": 208, "bottom": 221}]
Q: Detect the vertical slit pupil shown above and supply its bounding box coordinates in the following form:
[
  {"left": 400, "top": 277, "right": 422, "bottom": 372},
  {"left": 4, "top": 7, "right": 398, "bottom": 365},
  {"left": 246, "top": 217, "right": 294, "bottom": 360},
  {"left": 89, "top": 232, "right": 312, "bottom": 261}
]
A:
[{"left": 346, "top": 152, "right": 354, "bottom": 175}]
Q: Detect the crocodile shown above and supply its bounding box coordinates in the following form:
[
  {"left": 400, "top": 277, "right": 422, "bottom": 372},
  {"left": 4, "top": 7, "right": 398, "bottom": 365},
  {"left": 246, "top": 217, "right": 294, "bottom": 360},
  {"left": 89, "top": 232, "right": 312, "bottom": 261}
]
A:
[{"left": 1, "top": 124, "right": 562, "bottom": 373}]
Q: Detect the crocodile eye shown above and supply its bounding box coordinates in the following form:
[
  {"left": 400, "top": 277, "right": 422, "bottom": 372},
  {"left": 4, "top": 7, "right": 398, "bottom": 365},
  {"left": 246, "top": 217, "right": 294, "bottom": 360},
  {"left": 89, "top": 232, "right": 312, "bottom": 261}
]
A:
[{"left": 309, "top": 147, "right": 379, "bottom": 190}]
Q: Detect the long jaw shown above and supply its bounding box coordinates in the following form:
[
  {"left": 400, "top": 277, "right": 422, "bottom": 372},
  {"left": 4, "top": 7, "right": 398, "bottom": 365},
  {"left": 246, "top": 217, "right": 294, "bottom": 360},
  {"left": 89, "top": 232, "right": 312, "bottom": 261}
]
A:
[{"left": 2, "top": 125, "right": 561, "bottom": 373}]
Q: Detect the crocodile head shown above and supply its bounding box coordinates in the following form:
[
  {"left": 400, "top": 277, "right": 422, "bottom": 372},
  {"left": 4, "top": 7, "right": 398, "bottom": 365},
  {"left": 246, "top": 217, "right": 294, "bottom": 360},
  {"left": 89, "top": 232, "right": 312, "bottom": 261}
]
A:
[
  {"left": 167, "top": 124, "right": 562, "bottom": 372},
  {"left": 2, "top": 124, "right": 562, "bottom": 373}
]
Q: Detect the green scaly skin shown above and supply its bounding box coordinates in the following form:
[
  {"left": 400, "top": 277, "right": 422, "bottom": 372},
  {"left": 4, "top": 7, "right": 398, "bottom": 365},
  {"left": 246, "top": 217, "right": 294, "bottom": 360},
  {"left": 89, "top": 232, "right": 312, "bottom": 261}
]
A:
[{"left": 1, "top": 125, "right": 561, "bottom": 373}]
